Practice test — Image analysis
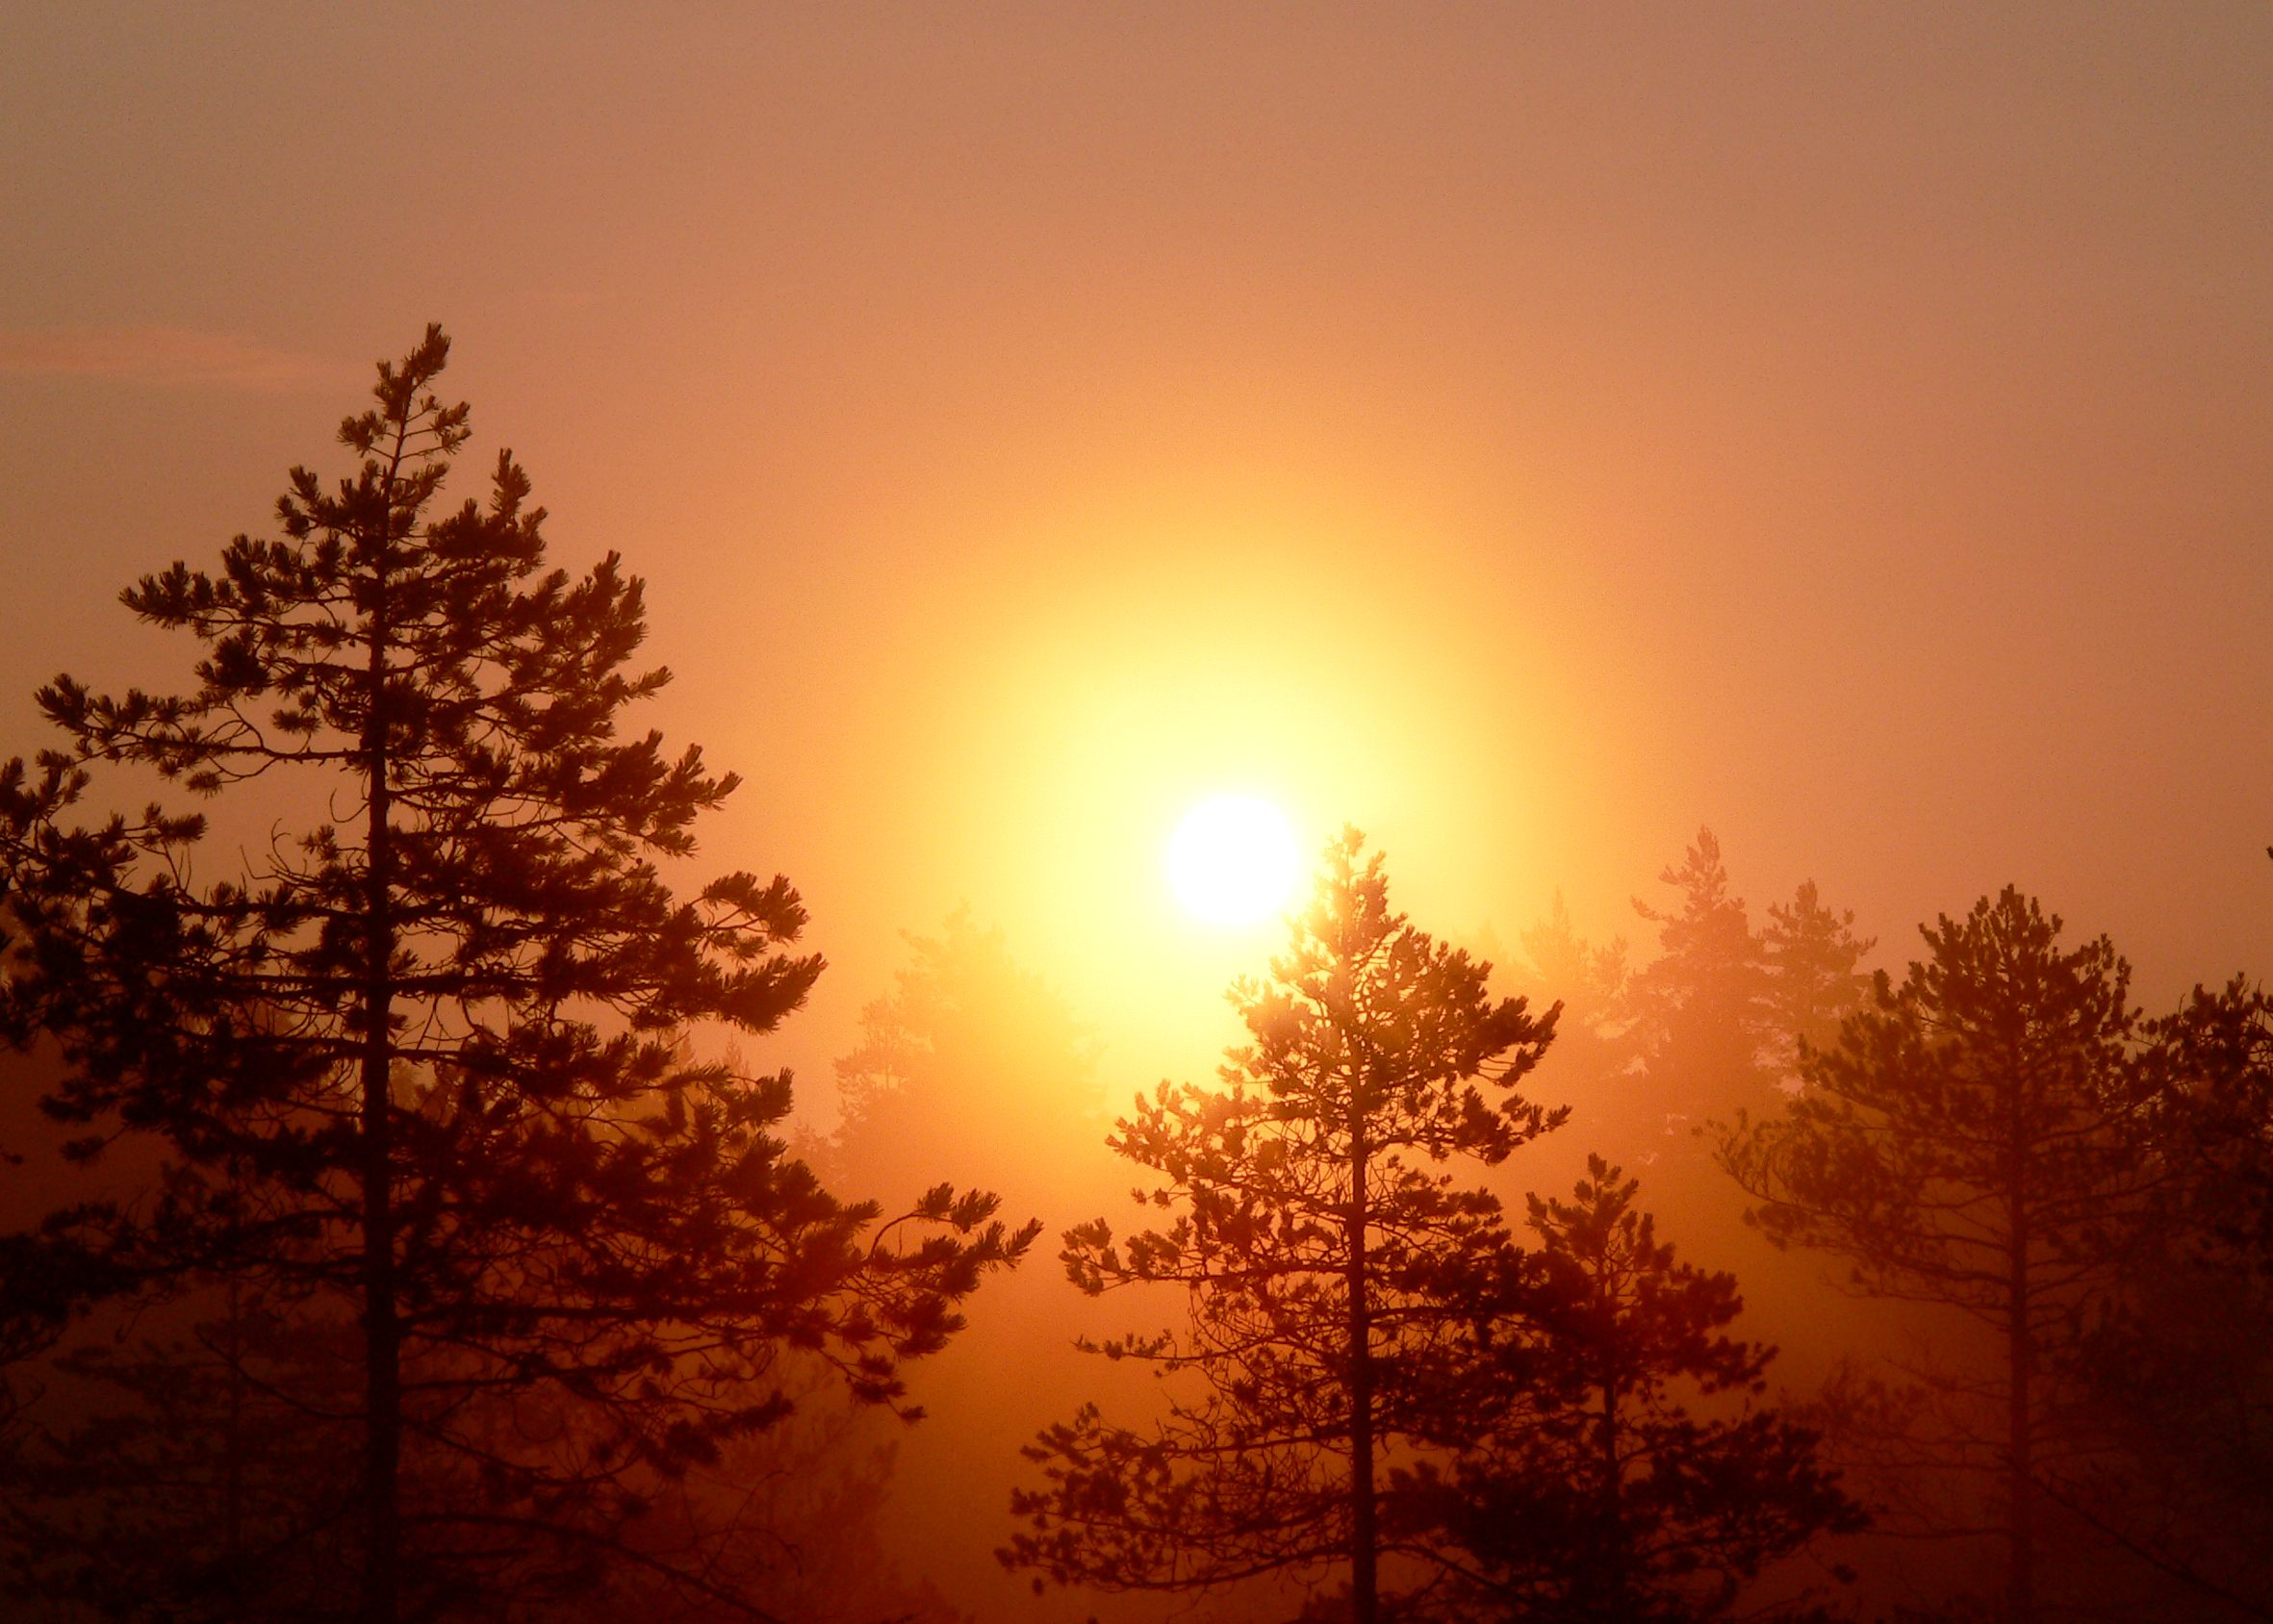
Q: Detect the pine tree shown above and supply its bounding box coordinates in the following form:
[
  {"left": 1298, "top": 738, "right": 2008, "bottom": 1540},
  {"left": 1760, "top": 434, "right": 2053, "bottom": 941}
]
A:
[
  {"left": 0, "top": 327, "right": 1032, "bottom": 1622},
  {"left": 1404, "top": 1155, "right": 1862, "bottom": 1623},
  {"left": 1722, "top": 888, "right": 2156, "bottom": 1624},
  {"left": 1626, "top": 829, "right": 1775, "bottom": 1133},
  {"left": 1614, "top": 829, "right": 1777, "bottom": 1246},
  {"left": 1001, "top": 832, "right": 1561, "bottom": 1624},
  {"left": 1760, "top": 881, "right": 1875, "bottom": 1085}
]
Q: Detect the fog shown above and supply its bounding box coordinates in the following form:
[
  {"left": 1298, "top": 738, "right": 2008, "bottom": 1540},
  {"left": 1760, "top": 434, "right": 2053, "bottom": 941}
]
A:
[{"left": 3, "top": 8, "right": 2270, "bottom": 1622}]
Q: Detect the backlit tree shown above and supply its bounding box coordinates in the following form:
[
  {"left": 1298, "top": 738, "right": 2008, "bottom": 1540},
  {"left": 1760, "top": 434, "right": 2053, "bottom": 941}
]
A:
[
  {"left": 0, "top": 327, "right": 1032, "bottom": 1623},
  {"left": 1627, "top": 829, "right": 1775, "bottom": 1129},
  {"left": 1722, "top": 888, "right": 2155, "bottom": 1624},
  {"left": 1405, "top": 1155, "right": 1862, "bottom": 1622},
  {"left": 1760, "top": 881, "right": 1876, "bottom": 1084},
  {"left": 1002, "top": 832, "right": 1561, "bottom": 1624}
]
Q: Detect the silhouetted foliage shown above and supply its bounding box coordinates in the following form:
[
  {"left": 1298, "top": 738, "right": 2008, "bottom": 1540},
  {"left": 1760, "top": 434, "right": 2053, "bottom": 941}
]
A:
[
  {"left": 1760, "top": 881, "right": 1876, "bottom": 1083},
  {"left": 1723, "top": 888, "right": 2158, "bottom": 1624},
  {"left": 1400, "top": 1155, "right": 1862, "bottom": 1622},
  {"left": 0, "top": 1288, "right": 361, "bottom": 1621},
  {"left": 2053, "top": 978, "right": 2273, "bottom": 1620},
  {"left": 0, "top": 328, "right": 1032, "bottom": 1623},
  {"left": 1002, "top": 832, "right": 1561, "bottom": 1624},
  {"left": 1628, "top": 830, "right": 1775, "bottom": 1130},
  {"left": 2145, "top": 977, "right": 2273, "bottom": 1274}
]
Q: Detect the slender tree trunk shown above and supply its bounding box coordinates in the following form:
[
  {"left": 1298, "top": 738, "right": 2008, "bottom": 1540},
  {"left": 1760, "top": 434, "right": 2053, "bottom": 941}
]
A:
[
  {"left": 222, "top": 1271, "right": 244, "bottom": 1610},
  {"left": 218, "top": 1145, "right": 246, "bottom": 1609},
  {"left": 2005, "top": 1079, "right": 2034, "bottom": 1624},
  {"left": 2006, "top": 1274, "right": 2034, "bottom": 1624},
  {"left": 1347, "top": 1101, "right": 1376, "bottom": 1624},
  {"left": 1598, "top": 1371, "right": 1623, "bottom": 1618},
  {"left": 359, "top": 505, "right": 401, "bottom": 1624}
]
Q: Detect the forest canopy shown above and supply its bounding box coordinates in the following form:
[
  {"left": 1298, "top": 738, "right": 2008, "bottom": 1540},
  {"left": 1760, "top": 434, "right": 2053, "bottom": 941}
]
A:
[{"left": 0, "top": 331, "right": 2264, "bottom": 1624}]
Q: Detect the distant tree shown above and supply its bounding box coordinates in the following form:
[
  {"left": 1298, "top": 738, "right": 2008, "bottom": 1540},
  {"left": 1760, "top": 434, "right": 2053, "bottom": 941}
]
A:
[
  {"left": 1403, "top": 1155, "right": 1862, "bottom": 1623},
  {"left": 1001, "top": 831, "right": 1562, "bottom": 1624},
  {"left": 0, "top": 327, "right": 1032, "bottom": 1623},
  {"left": 1627, "top": 830, "right": 1775, "bottom": 1135},
  {"left": 1513, "top": 892, "right": 1633, "bottom": 1107},
  {"left": 1722, "top": 889, "right": 2157, "bottom": 1624},
  {"left": 1759, "top": 881, "right": 1875, "bottom": 1084},
  {"left": 0, "top": 1300, "right": 971, "bottom": 1624},
  {"left": 830, "top": 907, "right": 1104, "bottom": 1215}
]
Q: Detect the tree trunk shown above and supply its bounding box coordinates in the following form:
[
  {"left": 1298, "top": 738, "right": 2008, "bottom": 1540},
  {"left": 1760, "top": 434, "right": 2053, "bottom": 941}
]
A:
[
  {"left": 1347, "top": 1102, "right": 1376, "bottom": 1624},
  {"left": 2005, "top": 1077, "right": 2033, "bottom": 1624},
  {"left": 359, "top": 499, "right": 401, "bottom": 1624},
  {"left": 2007, "top": 1273, "right": 2034, "bottom": 1624},
  {"left": 222, "top": 1272, "right": 244, "bottom": 1612},
  {"left": 1598, "top": 1371, "right": 1624, "bottom": 1618}
]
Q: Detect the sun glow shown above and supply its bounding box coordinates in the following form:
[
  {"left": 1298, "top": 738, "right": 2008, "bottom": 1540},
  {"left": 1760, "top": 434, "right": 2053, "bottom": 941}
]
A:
[{"left": 1167, "top": 795, "right": 1303, "bottom": 927}]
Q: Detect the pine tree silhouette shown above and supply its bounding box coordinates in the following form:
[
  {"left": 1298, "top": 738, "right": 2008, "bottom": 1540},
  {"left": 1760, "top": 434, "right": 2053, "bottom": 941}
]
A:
[
  {"left": 1724, "top": 889, "right": 2156, "bottom": 1624},
  {"left": 0, "top": 327, "right": 1034, "bottom": 1622},
  {"left": 1402, "top": 1155, "right": 1861, "bottom": 1622},
  {"left": 1003, "top": 831, "right": 1560, "bottom": 1624}
]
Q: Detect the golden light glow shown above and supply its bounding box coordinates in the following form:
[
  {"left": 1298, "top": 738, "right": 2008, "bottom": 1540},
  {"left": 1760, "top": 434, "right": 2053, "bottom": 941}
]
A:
[{"left": 1167, "top": 795, "right": 1303, "bottom": 927}]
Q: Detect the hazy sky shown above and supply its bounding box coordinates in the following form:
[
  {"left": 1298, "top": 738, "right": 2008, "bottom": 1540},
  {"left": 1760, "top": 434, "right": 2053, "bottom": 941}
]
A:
[{"left": 4, "top": 2, "right": 2270, "bottom": 1100}]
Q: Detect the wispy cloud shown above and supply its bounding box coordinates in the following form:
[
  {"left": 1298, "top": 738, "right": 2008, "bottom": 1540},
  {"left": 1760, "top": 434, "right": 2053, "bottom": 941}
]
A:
[{"left": 0, "top": 325, "right": 357, "bottom": 392}]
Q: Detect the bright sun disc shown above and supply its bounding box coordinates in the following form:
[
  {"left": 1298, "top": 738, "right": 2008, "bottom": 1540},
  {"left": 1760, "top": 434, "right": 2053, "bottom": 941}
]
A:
[{"left": 1167, "top": 796, "right": 1302, "bottom": 926}]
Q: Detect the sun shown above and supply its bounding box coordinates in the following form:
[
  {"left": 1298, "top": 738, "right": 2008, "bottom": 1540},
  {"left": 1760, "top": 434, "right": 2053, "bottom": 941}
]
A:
[{"left": 1167, "top": 795, "right": 1303, "bottom": 926}]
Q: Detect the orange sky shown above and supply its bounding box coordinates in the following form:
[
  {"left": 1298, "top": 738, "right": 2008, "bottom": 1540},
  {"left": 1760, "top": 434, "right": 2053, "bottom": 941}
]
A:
[{"left": 3, "top": 3, "right": 2270, "bottom": 1099}]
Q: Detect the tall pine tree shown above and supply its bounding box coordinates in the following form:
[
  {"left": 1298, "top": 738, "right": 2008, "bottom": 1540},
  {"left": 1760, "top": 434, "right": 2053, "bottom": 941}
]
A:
[
  {"left": 1722, "top": 889, "right": 2156, "bottom": 1624},
  {"left": 1626, "top": 829, "right": 1775, "bottom": 1128},
  {"left": 0, "top": 328, "right": 1032, "bottom": 1622},
  {"left": 1002, "top": 832, "right": 1561, "bottom": 1624}
]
